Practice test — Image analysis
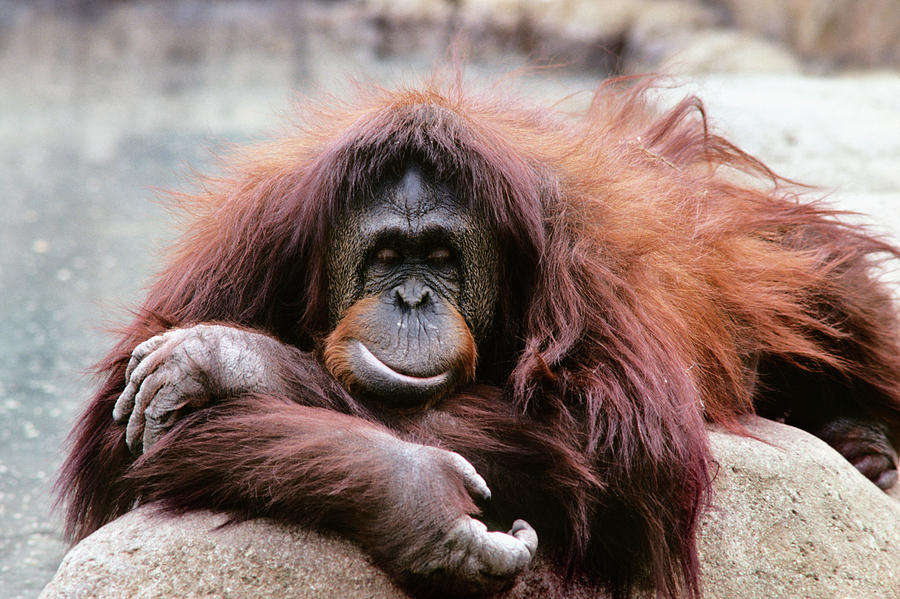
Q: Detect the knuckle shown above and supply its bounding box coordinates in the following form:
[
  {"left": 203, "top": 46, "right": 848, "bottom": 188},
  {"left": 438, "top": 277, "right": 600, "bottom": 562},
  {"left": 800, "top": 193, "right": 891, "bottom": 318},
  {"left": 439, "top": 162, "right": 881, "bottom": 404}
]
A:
[
  {"left": 112, "top": 399, "right": 129, "bottom": 418},
  {"left": 144, "top": 402, "right": 165, "bottom": 421},
  {"left": 444, "top": 450, "right": 472, "bottom": 472},
  {"left": 177, "top": 334, "right": 209, "bottom": 360}
]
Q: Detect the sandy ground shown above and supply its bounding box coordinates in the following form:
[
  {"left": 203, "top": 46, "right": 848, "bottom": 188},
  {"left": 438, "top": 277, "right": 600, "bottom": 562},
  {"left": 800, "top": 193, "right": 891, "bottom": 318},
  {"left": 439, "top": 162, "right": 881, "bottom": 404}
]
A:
[{"left": 0, "top": 10, "right": 898, "bottom": 597}]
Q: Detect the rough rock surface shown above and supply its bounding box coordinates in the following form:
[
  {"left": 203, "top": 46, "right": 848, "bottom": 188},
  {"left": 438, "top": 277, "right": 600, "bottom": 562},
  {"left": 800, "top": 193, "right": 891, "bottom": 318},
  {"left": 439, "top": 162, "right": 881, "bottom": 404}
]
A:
[
  {"left": 358, "top": 0, "right": 900, "bottom": 71},
  {"left": 39, "top": 510, "right": 405, "bottom": 599},
  {"left": 719, "top": 0, "right": 900, "bottom": 67},
  {"left": 41, "top": 418, "right": 900, "bottom": 599},
  {"left": 361, "top": 0, "right": 804, "bottom": 74},
  {"left": 699, "top": 419, "right": 900, "bottom": 599}
]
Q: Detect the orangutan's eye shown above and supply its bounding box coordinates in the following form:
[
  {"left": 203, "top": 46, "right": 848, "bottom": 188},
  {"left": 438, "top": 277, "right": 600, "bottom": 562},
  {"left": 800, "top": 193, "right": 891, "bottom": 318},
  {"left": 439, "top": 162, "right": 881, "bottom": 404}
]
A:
[
  {"left": 374, "top": 248, "right": 402, "bottom": 266},
  {"left": 427, "top": 247, "right": 454, "bottom": 266}
]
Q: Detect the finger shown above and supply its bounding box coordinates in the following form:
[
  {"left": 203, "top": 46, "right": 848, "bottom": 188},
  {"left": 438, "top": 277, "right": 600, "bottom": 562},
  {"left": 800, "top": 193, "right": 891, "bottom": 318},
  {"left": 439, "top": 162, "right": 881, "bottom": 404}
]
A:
[
  {"left": 448, "top": 517, "right": 533, "bottom": 579},
  {"left": 124, "top": 405, "right": 145, "bottom": 455},
  {"left": 125, "top": 370, "right": 168, "bottom": 453},
  {"left": 143, "top": 405, "right": 184, "bottom": 452},
  {"left": 481, "top": 529, "right": 534, "bottom": 575},
  {"left": 125, "top": 334, "right": 169, "bottom": 381},
  {"left": 112, "top": 382, "right": 137, "bottom": 424},
  {"left": 143, "top": 382, "right": 201, "bottom": 424},
  {"left": 125, "top": 339, "right": 170, "bottom": 391},
  {"left": 114, "top": 336, "right": 170, "bottom": 424},
  {"left": 120, "top": 345, "right": 171, "bottom": 438},
  {"left": 142, "top": 375, "right": 205, "bottom": 450},
  {"left": 448, "top": 452, "right": 491, "bottom": 503},
  {"left": 509, "top": 519, "right": 538, "bottom": 557}
]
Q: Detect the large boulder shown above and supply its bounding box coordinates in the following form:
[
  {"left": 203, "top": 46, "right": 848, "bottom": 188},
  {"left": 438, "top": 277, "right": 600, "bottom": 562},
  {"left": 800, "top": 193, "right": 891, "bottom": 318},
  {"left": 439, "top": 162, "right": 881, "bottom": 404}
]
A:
[
  {"left": 41, "top": 418, "right": 900, "bottom": 599},
  {"left": 717, "top": 0, "right": 900, "bottom": 67},
  {"left": 699, "top": 418, "right": 900, "bottom": 598},
  {"left": 39, "top": 509, "right": 403, "bottom": 599}
]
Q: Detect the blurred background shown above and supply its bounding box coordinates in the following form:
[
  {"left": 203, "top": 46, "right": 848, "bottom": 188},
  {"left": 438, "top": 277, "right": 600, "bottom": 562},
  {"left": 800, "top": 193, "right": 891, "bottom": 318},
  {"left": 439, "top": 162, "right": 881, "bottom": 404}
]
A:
[{"left": 1, "top": 1, "right": 898, "bottom": 597}]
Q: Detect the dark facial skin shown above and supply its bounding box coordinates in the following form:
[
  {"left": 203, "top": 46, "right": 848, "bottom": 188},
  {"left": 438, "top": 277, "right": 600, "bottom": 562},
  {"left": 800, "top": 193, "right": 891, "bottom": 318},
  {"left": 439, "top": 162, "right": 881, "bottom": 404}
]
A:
[{"left": 327, "top": 165, "right": 499, "bottom": 405}]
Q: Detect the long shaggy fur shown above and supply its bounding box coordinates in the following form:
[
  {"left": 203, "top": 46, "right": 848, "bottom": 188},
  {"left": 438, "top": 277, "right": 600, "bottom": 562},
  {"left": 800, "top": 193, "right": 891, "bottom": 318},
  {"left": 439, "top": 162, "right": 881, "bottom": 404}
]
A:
[{"left": 57, "top": 75, "right": 900, "bottom": 599}]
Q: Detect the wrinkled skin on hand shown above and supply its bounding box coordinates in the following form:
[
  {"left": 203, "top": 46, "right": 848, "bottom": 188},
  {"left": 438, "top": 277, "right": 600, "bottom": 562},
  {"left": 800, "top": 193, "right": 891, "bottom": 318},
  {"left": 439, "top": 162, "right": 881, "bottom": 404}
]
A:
[
  {"left": 112, "top": 324, "right": 286, "bottom": 453},
  {"left": 429, "top": 518, "right": 538, "bottom": 595}
]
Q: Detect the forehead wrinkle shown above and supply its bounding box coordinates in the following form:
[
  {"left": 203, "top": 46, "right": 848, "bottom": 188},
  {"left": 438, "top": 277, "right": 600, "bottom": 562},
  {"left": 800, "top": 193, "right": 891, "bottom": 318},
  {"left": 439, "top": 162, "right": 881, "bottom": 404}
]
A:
[
  {"left": 385, "top": 183, "right": 439, "bottom": 228},
  {"left": 363, "top": 194, "right": 470, "bottom": 240},
  {"left": 360, "top": 217, "right": 469, "bottom": 248}
]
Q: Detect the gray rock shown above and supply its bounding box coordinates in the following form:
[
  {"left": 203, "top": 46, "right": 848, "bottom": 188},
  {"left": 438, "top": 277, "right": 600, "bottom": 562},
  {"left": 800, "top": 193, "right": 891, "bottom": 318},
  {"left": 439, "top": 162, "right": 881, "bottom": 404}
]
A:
[
  {"left": 628, "top": 29, "right": 802, "bottom": 75},
  {"left": 716, "top": 0, "right": 900, "bottom": 67},
  {"left": 40, "top": 417, "right": 900, "bottom": 599},
  {"left": 39, "top": 509, "right": 405, "bottom": 599},
  {"left": 699, "top": 418, "right": 900, "bottom": 599}
]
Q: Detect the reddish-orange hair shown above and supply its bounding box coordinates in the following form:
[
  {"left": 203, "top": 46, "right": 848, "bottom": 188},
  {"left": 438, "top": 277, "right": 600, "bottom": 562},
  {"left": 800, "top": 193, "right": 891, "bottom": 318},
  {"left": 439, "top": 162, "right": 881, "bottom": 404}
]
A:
[{"left": 58, "top": 74, "right": 900, "bottom": 599}]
